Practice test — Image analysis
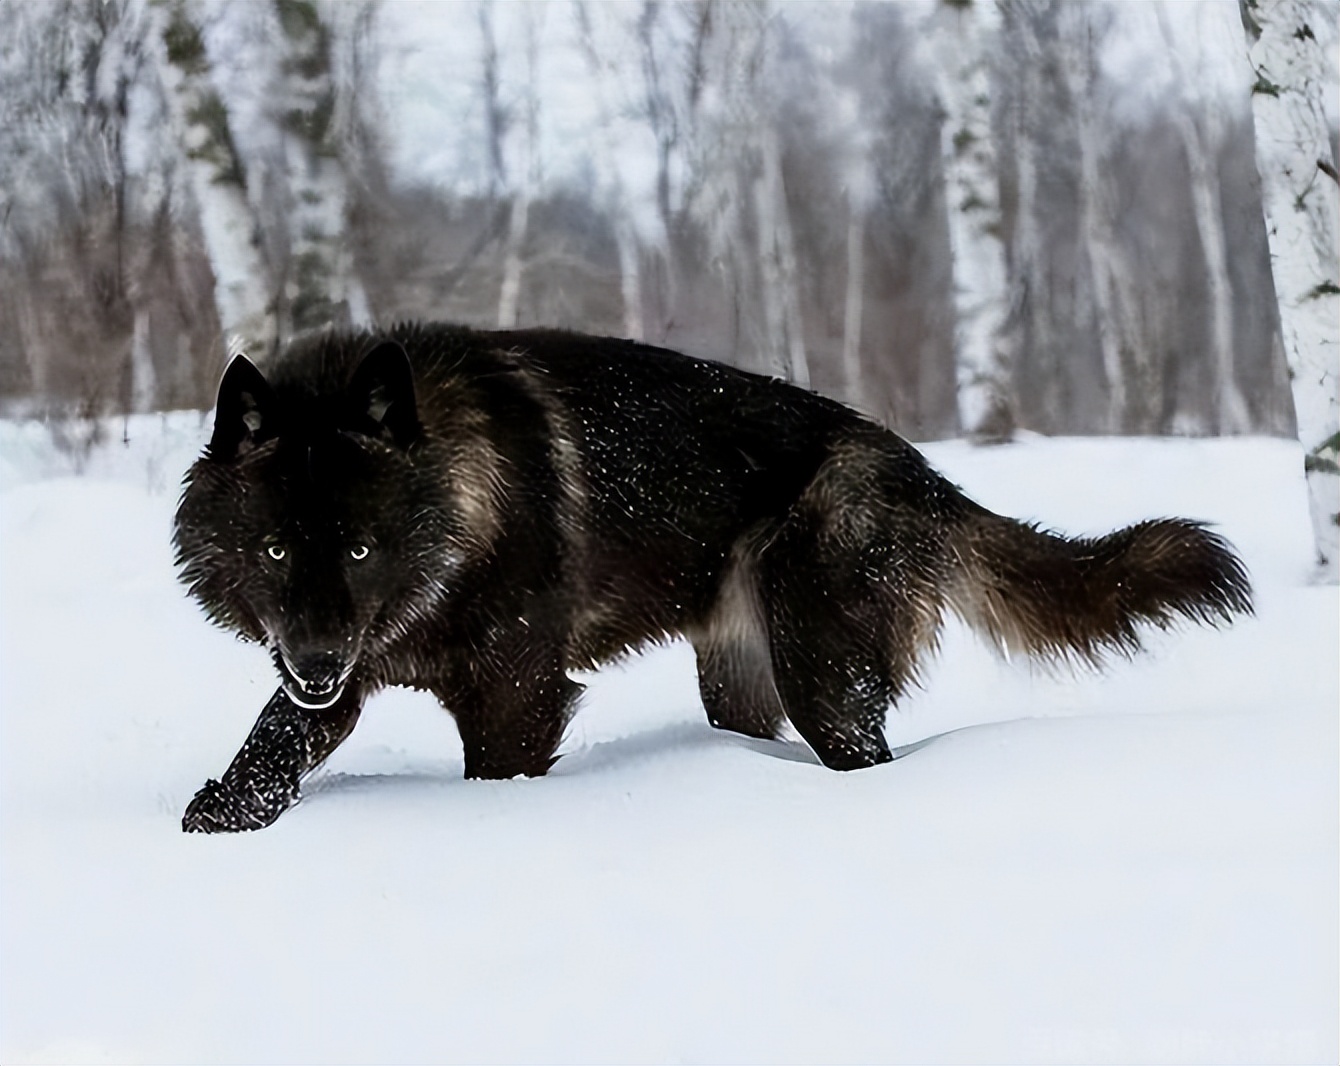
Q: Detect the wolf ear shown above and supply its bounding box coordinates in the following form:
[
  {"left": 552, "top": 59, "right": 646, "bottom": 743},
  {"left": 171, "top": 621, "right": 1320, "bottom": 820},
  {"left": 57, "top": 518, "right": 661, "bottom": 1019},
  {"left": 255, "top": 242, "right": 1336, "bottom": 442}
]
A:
[
  {"left": 346, "top": 340, "right": 420, "bottom": 449},
  {"left": 209, "top": 354, "right": 276, "bottom": 461}
]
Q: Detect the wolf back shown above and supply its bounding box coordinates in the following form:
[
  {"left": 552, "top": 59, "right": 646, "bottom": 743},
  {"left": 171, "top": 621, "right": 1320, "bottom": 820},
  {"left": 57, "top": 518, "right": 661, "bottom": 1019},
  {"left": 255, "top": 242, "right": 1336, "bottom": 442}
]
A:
[{"left": 174, "top": 323, "right": 1252, "bottom": 831}]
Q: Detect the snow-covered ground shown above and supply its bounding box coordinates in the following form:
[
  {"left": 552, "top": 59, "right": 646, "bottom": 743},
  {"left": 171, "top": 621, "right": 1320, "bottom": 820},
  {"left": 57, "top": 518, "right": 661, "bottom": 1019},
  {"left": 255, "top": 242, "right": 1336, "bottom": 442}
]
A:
[{"left": 1, "top": 417, "right": 1335, "bottom": 1065}]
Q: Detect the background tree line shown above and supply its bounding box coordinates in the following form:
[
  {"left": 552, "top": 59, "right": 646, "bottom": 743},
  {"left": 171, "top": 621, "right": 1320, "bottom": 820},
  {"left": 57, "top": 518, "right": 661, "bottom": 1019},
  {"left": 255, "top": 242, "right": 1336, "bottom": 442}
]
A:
[{"left": 0, "top": 0, "right": 1333, "bottom": 445}]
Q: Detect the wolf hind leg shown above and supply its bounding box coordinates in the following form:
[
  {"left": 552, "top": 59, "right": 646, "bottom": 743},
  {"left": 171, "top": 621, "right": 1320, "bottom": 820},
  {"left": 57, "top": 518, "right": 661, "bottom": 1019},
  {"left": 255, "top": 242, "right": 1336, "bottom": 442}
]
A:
[
  {"left": 762, "top": 613, "right": 897, "bottom": 771},
  {"left": 757, "top": 526, "right": 939, "bottom": 771}
]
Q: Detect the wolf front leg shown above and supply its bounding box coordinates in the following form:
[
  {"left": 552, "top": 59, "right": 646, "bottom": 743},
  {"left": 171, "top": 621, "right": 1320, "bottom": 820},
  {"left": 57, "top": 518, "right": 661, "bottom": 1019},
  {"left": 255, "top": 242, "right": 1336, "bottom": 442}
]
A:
[
  {"left": 433, "top": 635, "right": 582, "bottom": 780},
  {"left": 182, "top": 686, "right": 363, "bottom": 833}
]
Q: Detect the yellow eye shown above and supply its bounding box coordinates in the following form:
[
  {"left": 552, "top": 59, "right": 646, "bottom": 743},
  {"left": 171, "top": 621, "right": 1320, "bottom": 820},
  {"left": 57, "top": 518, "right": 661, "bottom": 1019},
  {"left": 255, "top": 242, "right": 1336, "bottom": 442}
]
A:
[
  {"left": 267, "top": 544, "right": 286, "bottom": 561},
  {"left": 350, "top": 544, "right": 370, "bottom": 561}
]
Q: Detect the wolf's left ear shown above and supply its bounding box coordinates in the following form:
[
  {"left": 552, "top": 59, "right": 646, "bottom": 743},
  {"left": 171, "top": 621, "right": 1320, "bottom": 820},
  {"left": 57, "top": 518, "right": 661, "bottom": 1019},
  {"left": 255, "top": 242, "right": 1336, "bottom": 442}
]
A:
[
  {"left": 346, "top": 340, "right": 421, "bottom": 449},
  {"left": 209, "top": 354, "right": 276, "bottom": 461}
]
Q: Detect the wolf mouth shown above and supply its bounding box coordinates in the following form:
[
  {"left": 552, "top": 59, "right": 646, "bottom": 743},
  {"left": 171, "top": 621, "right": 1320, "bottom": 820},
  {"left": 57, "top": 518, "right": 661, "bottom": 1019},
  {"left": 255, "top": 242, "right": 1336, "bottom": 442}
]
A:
[
  {"left": 278, "top": 653, "right": 355, "bottom": 710},
  {"left": 283, "top": 682, "right": 347, "bottom": 710}
]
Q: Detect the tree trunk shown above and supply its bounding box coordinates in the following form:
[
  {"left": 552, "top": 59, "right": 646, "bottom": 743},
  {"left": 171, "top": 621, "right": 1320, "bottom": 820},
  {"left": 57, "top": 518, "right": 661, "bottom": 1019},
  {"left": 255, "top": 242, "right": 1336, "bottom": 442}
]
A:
[
  {"left": 932, "top": 0, "right": 1014, "bottom": 440},
  {"left": 636, "top": 0, "right": 680, "bottom": 340},
  {"left": 271, "top": 0, "right": 368, "bottom": 338},
  {"left": 1157, "top": 5, "right": 1250, "bottom": 435},
  {"left": 1060, "top": 3, "right": 1140, "bottom": 434},
  {"left": 477, "top": 1, "right": 507, "bottom": 199},
  {"left": 497, "top": 5, "right": 541, "bottom": 330},
  {"left": 1000, "top": 0, "right": 1053, "bottom": 432},
  {"left": 755, "top": 123, "right": 809, "bottom": 387},
  {"left": 1180, "top": 108, "right": 1252, "bottom": 434},
  {"left": 153, "top": 0, "right": 276, "bottom": 355},
  {"left": 614, "top": 223, "right": 645, "bottom": 342},
  {"left": 840, "top": 200, "right": 866, "bottom": 400},
  {"left": 1243, "top": 0, "right": 1340, "bottom": 581},
  {"left": 682, "top": 0, "right": 806, "bottom": 384},
  {"left": 575, "top": 2, "right": 644, "bottom": 341},
  {"left": 497, "top": 193, "right": 531, "bottom": 330},
  {"left": 129, "top": 307, "right": 157, "bottom": 414}
]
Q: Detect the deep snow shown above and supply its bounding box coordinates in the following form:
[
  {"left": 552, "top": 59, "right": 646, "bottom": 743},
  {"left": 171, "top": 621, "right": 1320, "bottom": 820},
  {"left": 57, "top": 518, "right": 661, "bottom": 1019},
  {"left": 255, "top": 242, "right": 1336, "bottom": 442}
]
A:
[{"left": 1, "top": 418, "right": 1335, "bottom": 1064}]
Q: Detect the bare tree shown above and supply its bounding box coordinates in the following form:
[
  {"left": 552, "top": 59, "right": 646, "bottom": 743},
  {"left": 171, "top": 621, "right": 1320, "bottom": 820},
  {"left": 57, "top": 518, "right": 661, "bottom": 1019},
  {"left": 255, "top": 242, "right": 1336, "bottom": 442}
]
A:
[
  {"left": 996, "top": 0, "right": 1063, "bottom": 432},
  {"left": 836, "top": 84, "right": 873, "bottom": 403},
  {"left": 634, "top": 0, "right": 683, "bottom": 340},
  {"left": 574, "top": 1, "right": 644, "bottom": 340},
  {"left": 495, "top": 3, "right": 543, "bottom": 329},
  {"left": 1243, "top": 0, "right": 1339, "bottom": 580},
  {"left": 81, "top": 0, "right": 160, "bottom": 414},
  {"left": 268, "top": 0, "right": 371, "bottom": 337},
  {"left": 153, "top": 0, "right": 275, "bottom": 355},
  {"left": 1157, "top": 4, "right": 1251, "bottom": 435},
  {"left": 0, "top": 0, "right": 163, "bottom": 414},
  {"left": 756, "top": 117, "right": 808, "bottom": 386},
  {"left": 684, "top": 0, "right": 808, "bottom": 385},
  {"left": 930, "top": 0, "right": 1014, "bottom": 440},
  {"left": 1058, "top": 2, "right": 1143, "bottom": 433}
]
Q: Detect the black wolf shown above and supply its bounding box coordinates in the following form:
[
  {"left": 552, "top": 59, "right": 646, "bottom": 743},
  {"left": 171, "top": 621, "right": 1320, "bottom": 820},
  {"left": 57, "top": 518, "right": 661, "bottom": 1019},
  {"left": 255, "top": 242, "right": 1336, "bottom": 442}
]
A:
[{"left": 175, "top": 323, "right": 1251, "bottom": 832}]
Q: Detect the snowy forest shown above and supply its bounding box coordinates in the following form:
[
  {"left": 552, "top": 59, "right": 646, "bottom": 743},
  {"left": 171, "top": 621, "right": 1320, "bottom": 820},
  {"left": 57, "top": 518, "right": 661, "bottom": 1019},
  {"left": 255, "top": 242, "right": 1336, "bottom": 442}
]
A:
[
  {"left": 3, "top": 5, "right": 1339, "bottom": 1060},
  {"left": 0, "top": 0, "right": 1332, "bottom": 429},
  {"left": 1, "top": 0, "right": 1338, "bottom": 562}
]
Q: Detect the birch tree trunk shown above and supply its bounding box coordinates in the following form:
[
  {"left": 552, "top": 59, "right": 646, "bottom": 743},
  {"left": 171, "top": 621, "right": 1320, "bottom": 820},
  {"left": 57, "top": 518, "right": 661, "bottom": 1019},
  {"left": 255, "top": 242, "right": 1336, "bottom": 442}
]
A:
[
  {"left": 680, "top": 1, "right": 807, "bottom": 382},
  {"left": 1181, "top": 108, "right": 1252, "bottom": 434},
  {"left": 270, "top": 0, "right": 369, "bottom": 338},
  {"left": 87, "top": 0, "right": 161, "bottom": 414},
  {"left": 755, "top": 121, "right": 809, "bottom": 388},
  {"left": 1157, "top": 5, "right": 1251, "bottom": 435},
  {"left": 479, "top": 1, "right": 507, "bottom": 199},
  {"left": 1059, "top": 3, "right": 1141, "bottom": 434},
  {"left": 683, "top": 3, "right": 753, "bottom": 362},
  {"left": 840, "top": 194, "right": 866, "bottom": 400},
  {"left": 615, "top": 227, "right": 645, "bottom": 341},
  {"left": 999, "top": 0, "right": 1055, "bottom": 430},
  {"left": 497, "top": 192, "right": 532, "bottom": 329},
  {"left": 575, "top": 2, "right": 644, "bottom": 341},
  {"left": 931, "top": 0, "right": 1014, "bottom": 440},
  {"left": 636, "top": 0, "right": 680, "bottom": 340},
  {"left": 497, "top": 5, "right": 541, "bottom": 330},
  {"left": 153, "top": 0, "right": 276, "bottom": 356},
  {"left": 1243, "top": 0, "right": 1340, "bottom": 580},
  {"left": 129, "top": 307, "right": 157, "bottom": 414},
  {"left": 826, "top": 70, "right": 872, "bottom": 403}
]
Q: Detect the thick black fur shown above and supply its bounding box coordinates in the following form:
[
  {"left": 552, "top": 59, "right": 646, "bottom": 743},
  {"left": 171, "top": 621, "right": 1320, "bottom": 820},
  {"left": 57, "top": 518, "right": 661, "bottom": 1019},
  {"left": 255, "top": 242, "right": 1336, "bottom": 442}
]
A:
[{"left": 175, "top": 324, "right": 1252, "bottom": 831}]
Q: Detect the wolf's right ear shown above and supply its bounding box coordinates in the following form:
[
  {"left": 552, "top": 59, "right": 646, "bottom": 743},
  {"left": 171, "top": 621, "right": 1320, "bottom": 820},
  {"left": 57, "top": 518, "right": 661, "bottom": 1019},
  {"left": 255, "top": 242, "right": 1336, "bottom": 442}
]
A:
[
  {"left": 346, "top": 340, "right": 420, "bottom": 449},
  {"left": 208, "top": 355, "right": 276, "bottom": 461}
]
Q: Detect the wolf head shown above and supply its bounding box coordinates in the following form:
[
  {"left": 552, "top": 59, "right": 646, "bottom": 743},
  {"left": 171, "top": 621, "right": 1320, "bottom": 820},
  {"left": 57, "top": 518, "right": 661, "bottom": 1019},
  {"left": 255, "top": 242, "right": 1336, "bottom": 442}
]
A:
[{"left": 175, "top": 339, "right": 459, "bottom": 708}]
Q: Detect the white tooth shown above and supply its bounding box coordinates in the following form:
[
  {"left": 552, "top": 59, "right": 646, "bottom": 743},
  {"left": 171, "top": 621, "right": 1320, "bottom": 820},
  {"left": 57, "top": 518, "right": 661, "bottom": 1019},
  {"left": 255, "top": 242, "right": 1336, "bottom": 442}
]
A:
[{"left": 284, "top": 684, "right": 345, "bottom": 711}]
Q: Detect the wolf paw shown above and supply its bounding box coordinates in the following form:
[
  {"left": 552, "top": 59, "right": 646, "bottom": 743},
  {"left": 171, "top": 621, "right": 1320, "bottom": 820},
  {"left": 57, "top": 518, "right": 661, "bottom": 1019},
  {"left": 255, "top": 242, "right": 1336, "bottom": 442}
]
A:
[{"left": 182, "top": 778, "right": 290, "bottom": 833}]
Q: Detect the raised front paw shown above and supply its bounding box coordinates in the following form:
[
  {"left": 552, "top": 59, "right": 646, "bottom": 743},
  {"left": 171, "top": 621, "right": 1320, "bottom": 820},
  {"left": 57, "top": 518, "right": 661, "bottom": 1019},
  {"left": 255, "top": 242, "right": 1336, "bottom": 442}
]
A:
[{"left": 181, "top": 778, "right": 292, "bottom": 833}]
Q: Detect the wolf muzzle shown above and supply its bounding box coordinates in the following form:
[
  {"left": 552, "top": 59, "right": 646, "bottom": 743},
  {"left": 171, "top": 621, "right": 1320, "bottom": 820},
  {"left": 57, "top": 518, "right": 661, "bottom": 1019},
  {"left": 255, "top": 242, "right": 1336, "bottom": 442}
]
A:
[{"left": 279, "top": 651, "right": 354, "bottom": 710}]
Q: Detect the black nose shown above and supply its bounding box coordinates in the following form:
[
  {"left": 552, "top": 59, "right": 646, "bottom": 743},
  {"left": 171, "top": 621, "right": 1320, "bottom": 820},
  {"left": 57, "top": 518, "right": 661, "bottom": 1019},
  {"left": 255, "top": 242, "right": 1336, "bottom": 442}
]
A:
[{"left": 286, "top": 651, "right": 347, "bottom": 695}]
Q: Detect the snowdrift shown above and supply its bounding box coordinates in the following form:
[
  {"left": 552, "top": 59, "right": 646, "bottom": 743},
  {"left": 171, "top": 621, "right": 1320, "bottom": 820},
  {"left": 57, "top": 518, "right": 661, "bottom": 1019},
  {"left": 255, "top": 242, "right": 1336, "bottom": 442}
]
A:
[{"left": 1, "top": 417, "right": 1335, "bottom": 1064}]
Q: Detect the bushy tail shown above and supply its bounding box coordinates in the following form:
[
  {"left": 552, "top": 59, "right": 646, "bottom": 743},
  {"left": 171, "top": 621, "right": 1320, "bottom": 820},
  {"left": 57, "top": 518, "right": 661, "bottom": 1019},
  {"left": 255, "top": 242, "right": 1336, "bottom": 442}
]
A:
[{"left": 945, "top": 509, "right": 1253, "bottom": 666}]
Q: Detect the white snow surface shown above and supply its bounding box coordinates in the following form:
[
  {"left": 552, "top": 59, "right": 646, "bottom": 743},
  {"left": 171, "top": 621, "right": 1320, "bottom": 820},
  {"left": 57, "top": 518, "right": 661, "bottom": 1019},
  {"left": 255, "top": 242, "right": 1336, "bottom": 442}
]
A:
[{"left": 1, "top": 418, "right": 1335, "bottom": 1064}]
